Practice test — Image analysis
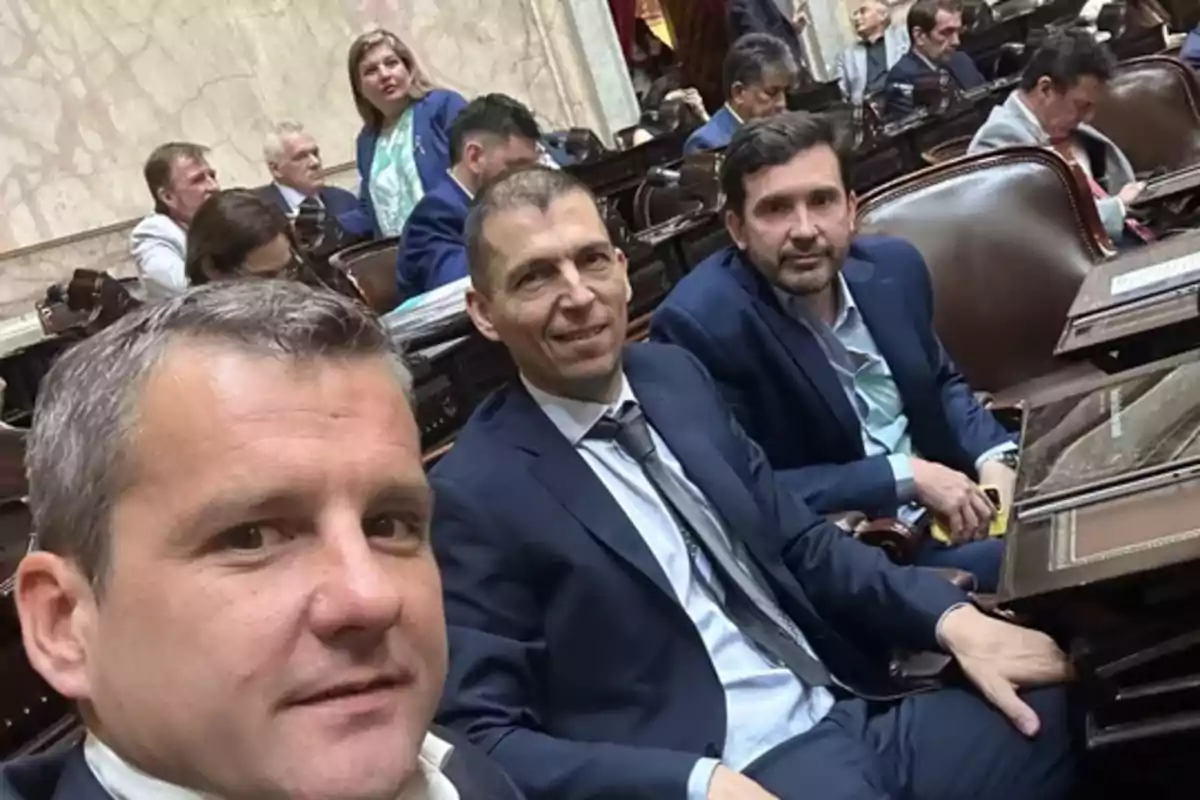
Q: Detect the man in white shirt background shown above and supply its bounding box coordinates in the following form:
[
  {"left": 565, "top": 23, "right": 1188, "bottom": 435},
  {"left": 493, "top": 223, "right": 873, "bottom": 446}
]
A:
[
  {"left": 1, "top": 282, "right": 523, "bottom": 800},
  {"left": 129, "top": 142, "right": 219, "bottom": 300}
]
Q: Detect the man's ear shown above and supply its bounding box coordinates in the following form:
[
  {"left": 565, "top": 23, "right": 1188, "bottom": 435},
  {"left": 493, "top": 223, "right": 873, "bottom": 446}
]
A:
[
  {"left": 847, "top": 190, "right": 859, "bottom": 231},
  {"left": 615, "top": 248, "right": 632, "bottom": 304},
  {"left": 15, "top": 551, "right": 98, "bottom": 701},
  {"left": 267, "top": 160, "right": 285, "bottom": 183},
  {"left": 724, "top": 208, "right": 748, "bottom": 251},
  {"left": 465, "top": 285, "right": 500, "bottom": 342}
]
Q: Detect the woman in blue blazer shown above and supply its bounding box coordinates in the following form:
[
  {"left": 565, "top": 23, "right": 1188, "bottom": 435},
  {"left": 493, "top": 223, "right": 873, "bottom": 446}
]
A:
[{"left": 343, "top": 29, "right": 467, "bottom": 239}]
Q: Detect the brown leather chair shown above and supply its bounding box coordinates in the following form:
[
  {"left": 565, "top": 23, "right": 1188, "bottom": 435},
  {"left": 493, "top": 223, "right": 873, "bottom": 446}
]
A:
[
  {"left": 327, "top": 236, "right": 403, "bottom": 315},
  {"left": 921, "top": 135, "right": 974, "bottom": 166},
  {"left": 1090, "top": 56, "right": 1200, "bottom": 173},
  {"left": 856, "top": 146, "right": 1113, "bottom": 395}
]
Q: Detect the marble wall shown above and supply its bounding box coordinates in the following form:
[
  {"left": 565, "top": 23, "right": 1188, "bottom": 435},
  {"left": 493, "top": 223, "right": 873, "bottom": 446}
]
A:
[{"left": 0, "top": 0, "right": 635, "bottom": 319}]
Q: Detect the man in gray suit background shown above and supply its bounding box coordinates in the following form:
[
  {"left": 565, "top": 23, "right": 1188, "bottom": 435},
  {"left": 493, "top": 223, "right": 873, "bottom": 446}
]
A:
[
  {"left": 968, "top": 29, "right": 1148, "bottom": 247},
  {"left": 833, "top": 0, "right": 910, "bottom": 103},
  {"left": 129, "top": 142, "right": 220, "bottom": 299}
]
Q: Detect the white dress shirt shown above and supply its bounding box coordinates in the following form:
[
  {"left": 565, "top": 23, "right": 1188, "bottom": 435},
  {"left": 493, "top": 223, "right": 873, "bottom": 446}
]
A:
[
  {"left": 274, "top": 182, "right": 321, "bottom": 215},
  {"left": 84, "top": 731, "right": 460, "bottom": 800},
  {"left": 524, "top": 375, "right": 835, "bottom": 800}
]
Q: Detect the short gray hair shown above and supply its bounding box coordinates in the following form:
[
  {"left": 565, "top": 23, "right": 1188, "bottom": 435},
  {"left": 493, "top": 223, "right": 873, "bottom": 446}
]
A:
[
  {"left": 27, "top": 281, "right": 413, "bottom": 590},
  {"left": 263, "top": 121, "right": 307, "bottom": 164}
]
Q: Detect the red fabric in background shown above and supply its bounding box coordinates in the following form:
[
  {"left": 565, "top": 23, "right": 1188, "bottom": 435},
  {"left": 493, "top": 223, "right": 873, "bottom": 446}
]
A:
[{"left": 609, "top": 0, "right": 639, "bottom": 59}]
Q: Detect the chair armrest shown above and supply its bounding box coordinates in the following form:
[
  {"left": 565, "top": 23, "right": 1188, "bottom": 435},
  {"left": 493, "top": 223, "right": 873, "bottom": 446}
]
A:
[{"left": 853, "top": 517, "right": 923, "bottom": 565}]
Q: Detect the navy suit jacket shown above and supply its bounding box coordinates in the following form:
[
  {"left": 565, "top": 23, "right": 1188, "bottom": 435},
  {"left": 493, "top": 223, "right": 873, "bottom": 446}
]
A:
[
  {"left": 1183, "top": 25, "right": 1200, "bottom": 69},
  {"left": 0, "top": 728, "right": 524, "bottom": 800},
  {"left": 431, "top": 342, "right": 968, "bottom": 800},
  {"left": 683, "top": 106, "right": 741, "bottom": 154},
  {"left": 254, "top": 182, "right": 359, "bottom": 219},
  {"left": 884, "top": 49, "right": 985, "bottom": 116},
  {"left": 343, "top": 89, "right": 468, "bottom": 238},
  {"left": 395, "top": 175, "right": 470, "bottom": 299},
  {"left": 649, "top": 238, "right": 1013, "bottom": 517}
]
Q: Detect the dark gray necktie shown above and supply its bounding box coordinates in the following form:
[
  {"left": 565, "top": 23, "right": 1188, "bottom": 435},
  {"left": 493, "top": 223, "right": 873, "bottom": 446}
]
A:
[{"left": 588, "top": 401, "right": 831, "bottom": 687}]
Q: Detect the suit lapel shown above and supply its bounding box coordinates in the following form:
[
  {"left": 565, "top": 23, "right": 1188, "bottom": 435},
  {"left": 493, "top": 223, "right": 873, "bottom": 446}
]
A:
[
  {"left": 498, "top": 387, "right": 676, "bottom": 601},
  {"left": 627, "top": 352, "right": 821, "bottom": 617},
  {"left": 726, "top": 250, "right": 864, "bottom": 452}
]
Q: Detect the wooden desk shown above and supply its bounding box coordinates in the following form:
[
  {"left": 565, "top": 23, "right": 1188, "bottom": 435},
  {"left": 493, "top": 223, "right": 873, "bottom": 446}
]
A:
[
  {"left": 1135, "top": 164, "right": 1200, "bottom": 206},
  {"left": 1055, "top": 232, "right": 1200, "bottom": 369}
]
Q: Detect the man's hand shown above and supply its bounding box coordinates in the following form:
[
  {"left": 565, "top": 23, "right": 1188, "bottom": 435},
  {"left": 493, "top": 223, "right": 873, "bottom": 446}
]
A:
[
  {"left": 792, "top": 0, "right": 810, "bottom": 31},
  {"left": 708, "top": 765, "right": 779, "bottom": 800},
  {"left": 911, "top": 458, "right": 995, "bottom": 542},
  {"left": 938, "top": 605, "right": 1073, "bottom": 736},
  {"left": 1117, "top": 181, "right": 1146, "bottom": 207}
]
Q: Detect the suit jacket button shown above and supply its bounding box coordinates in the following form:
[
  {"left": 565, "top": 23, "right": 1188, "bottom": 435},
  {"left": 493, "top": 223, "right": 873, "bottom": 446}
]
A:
[{"left": 704, "top": 743, "right": 721, "bottom": 758}]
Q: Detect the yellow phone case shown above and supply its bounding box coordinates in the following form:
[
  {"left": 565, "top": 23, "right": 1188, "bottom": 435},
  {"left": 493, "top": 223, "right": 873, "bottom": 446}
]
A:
[{"left": 930, "top": 485, "right": 1008, "bottom": 545}]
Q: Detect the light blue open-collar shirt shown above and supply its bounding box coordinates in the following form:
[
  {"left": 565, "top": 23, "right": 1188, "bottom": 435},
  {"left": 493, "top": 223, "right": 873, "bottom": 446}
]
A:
[{"left": 774, "top": 274, "right": 1015, "bottom": 505}]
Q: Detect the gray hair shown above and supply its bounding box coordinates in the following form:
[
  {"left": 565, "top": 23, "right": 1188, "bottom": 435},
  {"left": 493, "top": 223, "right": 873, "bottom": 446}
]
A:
[
  {"left": 27, "top": 281, "right": 413, "bottom": 591},
  {"left": 263, "top": 121, "right": 307, "bottom": 165},
  {"left": 464, "top": 165, "right": 597, "bottom": 295}
]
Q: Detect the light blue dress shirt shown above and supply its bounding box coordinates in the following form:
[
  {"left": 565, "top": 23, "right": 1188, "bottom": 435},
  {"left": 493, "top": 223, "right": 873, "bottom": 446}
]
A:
[
  {"left": 524, "top": 375, "right": 836, "bottom": 800},
  {"left": 775, "top": 275, "right": 1015, "bottom": 506}
]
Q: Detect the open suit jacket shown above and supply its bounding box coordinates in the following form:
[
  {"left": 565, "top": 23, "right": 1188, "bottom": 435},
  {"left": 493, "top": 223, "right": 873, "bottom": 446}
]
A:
[
  {"left": 431, "top": 341, "right": 968, "bottom": 800},
  {"left": 650, "top": 237, "right": 1013, "bottom": 517},
  {"left": 395, "top": 175, "right": 471, "bottom": 299}
]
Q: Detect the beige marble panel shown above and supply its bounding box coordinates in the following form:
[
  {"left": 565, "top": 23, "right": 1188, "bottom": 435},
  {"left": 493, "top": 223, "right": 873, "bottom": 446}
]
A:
[{"left": 0, "top": 0, "right": 610, "bottom": 318}]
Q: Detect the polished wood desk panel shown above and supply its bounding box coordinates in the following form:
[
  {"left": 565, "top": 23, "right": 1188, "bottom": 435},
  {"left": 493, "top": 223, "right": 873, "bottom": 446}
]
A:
[
  {"left": 1136, "top": 164, "right": 1200, "bottom": 206},
  {"left": 1002, "top": 360, "right": 1200, "bottom": 613},
  {"left": 1055, "top": 232, "right": 1200, "bottom": 366}
]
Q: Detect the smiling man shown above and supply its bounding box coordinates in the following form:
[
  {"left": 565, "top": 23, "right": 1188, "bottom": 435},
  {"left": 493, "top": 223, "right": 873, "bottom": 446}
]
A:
[
  {"left": 431, "top": 165, "right": 1073, "bottom": 800},
  {"left": 1, "top": 282, "right": 522, "bottom": 800}
]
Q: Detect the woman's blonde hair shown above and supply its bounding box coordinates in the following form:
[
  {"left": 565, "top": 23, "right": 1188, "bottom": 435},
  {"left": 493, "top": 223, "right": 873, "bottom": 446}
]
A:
[{"left": 347, "top": 29, "right": 436, "bottom": 131}]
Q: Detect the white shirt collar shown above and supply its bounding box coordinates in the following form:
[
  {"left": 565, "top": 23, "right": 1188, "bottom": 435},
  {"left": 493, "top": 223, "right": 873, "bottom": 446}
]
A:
[
  {"left": 723, "top": 104, "right": 744, "bottom": 125},
  {"left": 912, "top": 49, "right": 940, "bottom": 72},
  {"left": 84, "top": 731, "right": 459, "bottom": 800},
  {"left": 446, "top": 170, "right": 475, "bottom": 201},
  {"left": 1010, "top": 92, "right": 1050, "bottom": 143},
  {"left": 522, "top": 374, "right": 635, "bottom": 447},
  {"left": 772, "top": 272, "right": 857, "bottom": 332},
  {"left": 274, "top": 182, "right": 320, "bottom": 214}
]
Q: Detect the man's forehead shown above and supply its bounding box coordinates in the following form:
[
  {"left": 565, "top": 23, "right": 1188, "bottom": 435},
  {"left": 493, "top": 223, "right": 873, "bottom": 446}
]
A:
[
  {"left": 282, "top": 131, "right": 317, "bottom": 152},
  {"left": 483, "top": 193, "right": 606, "bottom": 257},
  {"left": 172, "top": 155, "right": 210, "bottom": 178},
  {"left": 746, "top": 147, "right": 842, "bottom": 198},
  {"left": 934, "top": 10, "right": 962, "bottom": 28}
]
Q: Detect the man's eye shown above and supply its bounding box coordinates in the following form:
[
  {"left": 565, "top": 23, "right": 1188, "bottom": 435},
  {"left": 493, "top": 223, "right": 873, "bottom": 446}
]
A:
[
  {"left": 214, "top": 523, "right": 286, "bottom": 552},
  {"left": 363, "top": 513, "right": 424, "bottom": 543}
]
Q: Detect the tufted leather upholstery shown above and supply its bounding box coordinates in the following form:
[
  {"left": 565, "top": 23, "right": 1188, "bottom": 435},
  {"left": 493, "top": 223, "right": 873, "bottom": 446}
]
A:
[
  {"left": 856, "top": 147, "right": 1112, "bottom": 394},
  {"left": 328, "top": 236, "right": 402, "bottom": 315},
  {"left": 1090, "top": 56, "right": 1200, "bottom": 174}
]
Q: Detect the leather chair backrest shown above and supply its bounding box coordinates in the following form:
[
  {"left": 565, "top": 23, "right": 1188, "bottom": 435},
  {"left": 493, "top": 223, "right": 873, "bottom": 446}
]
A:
[
  {"left": 1090, "top": 56, "right": 1200, "bottom": 173},
  {"left": 856, "top": 147, "right": 1111, "bottom": 393},
  {"left": 328, "top": 237, "right": 402, "bottom": 314}
]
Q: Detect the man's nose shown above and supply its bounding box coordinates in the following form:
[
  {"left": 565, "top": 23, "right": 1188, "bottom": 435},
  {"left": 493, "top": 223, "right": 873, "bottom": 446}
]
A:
[{"left": 308, "top": 526, "right": 405, "bottom": 644}]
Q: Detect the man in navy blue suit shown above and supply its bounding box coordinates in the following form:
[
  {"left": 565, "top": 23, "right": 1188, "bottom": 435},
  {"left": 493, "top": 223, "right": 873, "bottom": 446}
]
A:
[
  {"left": 685, "top": 34, "right": 796, "bottom": 155},
  {"left": 0, "top": 282, "right": 523, "bottom": 800},
  {"left": 431, "top": 165, "right": 1074, "bottom": 800},
  {"left": 1182, "top": 23, "right": 1200, "bottom": 69},
  {"left": 884, "top": 0, "right": 986, "bottom": 117},
  {"left": 254, "top": 121, "right": 359, "bottom": 227},
  {"left": 652, "top": 112, "right": 1015, "bottom": 591},
  {"left": 395, "top": 94, "right": 542, "bottom": 300}
]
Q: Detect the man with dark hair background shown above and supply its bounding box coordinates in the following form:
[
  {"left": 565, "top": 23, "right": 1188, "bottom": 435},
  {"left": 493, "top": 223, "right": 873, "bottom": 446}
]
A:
[
  {"left": 684, "top": 33, "right": 796, "bottom": 155},
  {"left": 884, "top": 0, "right": 985, "bottom": 116},
  {"left": 395, "top": 93, "right": 542, "bottom": 299},
  {"left": 969, "top": 29, "right": 1148, "bottom": 247}
]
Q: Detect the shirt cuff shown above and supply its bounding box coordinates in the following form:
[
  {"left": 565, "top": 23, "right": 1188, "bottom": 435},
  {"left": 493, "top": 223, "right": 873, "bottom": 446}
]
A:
[
  {"left": 974, "top": 441, "right": 1018, "bottom": 473},
  {"left": 887, "top": 454, "right": 917, "bottom": 504},
  {"left": 687, "top": 758, "right": 721, "bottom": 800},
  {"left": 935, "top": 601, "right": 973, "bottom": 651}
]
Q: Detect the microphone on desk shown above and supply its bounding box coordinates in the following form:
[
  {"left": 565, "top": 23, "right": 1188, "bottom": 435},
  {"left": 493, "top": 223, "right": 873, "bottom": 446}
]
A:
[{"left": 646, "top": 166, "right": 682, "bottom": 188}]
